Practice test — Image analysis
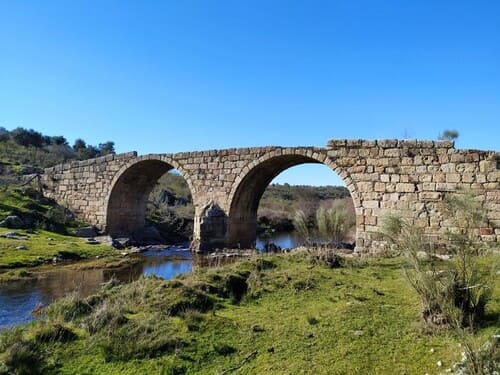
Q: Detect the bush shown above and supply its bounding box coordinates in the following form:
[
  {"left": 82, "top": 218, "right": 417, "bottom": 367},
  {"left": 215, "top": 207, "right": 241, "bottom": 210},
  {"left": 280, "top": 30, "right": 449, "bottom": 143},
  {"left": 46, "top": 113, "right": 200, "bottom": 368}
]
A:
[
  {"left": 1, "top": 340, "right": 47, "bottom": 375},
  {"left": 454, "top": 335, "right": 500, "bottom": 374},
  {"left": 221, "top": 274, "right": 248, "bottom": 304},
  {"left": 213, "top": 343, "right": 237, "bottom": 356},
  {"left": 381, "top": 192, "right": 494, "bottom": 329}
]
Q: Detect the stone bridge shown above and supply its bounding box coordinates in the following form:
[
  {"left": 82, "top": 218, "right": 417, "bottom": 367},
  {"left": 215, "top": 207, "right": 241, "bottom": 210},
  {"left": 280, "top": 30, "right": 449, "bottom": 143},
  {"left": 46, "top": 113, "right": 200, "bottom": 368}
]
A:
[{"left": 41, "top": 139, "right": 500, "bottom": 252}]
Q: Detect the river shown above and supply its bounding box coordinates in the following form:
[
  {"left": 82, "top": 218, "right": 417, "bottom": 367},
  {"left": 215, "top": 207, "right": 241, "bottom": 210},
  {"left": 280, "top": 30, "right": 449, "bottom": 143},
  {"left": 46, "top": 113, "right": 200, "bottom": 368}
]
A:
[{"left": 0, "top": 233, "right": 299, "bottom": 331}]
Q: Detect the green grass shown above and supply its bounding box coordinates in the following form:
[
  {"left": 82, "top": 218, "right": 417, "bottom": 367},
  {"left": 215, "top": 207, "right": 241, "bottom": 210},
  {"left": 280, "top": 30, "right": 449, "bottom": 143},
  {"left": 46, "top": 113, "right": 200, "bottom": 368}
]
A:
[
  {"left": 0, "top": 228, "right": 113, "bottom": 270},
  {"left": 1, "top": 252, "right": 498, "bottom": 374}
]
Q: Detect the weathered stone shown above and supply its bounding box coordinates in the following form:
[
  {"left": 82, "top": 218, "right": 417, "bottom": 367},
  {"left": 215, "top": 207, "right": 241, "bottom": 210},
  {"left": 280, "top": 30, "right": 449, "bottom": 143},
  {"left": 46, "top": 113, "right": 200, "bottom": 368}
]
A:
[
  {"left": 0, "top": 215, "right": 24, "bottom": 229},
  {"left": 39, "top": 140, "right": 499, "bottom": 253},
  {"left": 75, "top": 226, "right": 99, "bottom": 238}
]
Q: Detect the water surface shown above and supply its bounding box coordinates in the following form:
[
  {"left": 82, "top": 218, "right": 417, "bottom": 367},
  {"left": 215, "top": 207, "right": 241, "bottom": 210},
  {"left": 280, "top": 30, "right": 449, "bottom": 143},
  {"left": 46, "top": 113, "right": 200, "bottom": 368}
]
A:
[{"left": 0, "top": 233, "right": 300, "bottom": 330}]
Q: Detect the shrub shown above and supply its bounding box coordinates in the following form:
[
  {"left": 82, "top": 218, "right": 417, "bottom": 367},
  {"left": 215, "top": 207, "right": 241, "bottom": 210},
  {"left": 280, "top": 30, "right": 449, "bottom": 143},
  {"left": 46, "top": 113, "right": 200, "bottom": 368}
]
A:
[
  {"left": 34, "top": 323, "right": 77, "bottom": 343},
  {"left": 1, "top": 340, "right": 47, "bottom": 375},
  {"left": 213, "top": 343, "right": 237, "bottom": 356},
  {"left": 165, "top": 286, "right": 215, "bottom": 316},
  {"left": 293, "top": 210, "right": 310, "bottom": 244},
  {"left": 316, "top": 202, "right": 354, "bottom": 243},
  {"left": 381, "top": 192, "right": 494, "bottom": 329},
  {"left": 454, "top": 335, "right": 500, "bottom": 374},
  {"left": 221, "top": 274, "right": 248, "bottom": 304}
]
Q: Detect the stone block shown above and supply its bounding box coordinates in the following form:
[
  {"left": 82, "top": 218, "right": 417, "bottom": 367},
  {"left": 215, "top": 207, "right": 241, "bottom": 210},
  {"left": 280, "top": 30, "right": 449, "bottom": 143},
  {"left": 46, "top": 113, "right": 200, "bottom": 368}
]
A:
[
  {"left": 327, "top": 139, "right": 347, "bottom": 148},
  {"left": 396, "top": 183, "right": 415, "bottom": 193},
  {"left": 384, "top": 148, "right": 401, "bottom": 157},
  {"left": 363, "top": 200, "right": 380, "bottom": 209},
  {"left": 486, "top": 191, "right": 500, "bottom": 201},
  {"left": 436, "top": 183, "right": 457, "bottom": 191},
  {"left": 487, "top": 172, "right": 499, "bottom": 182},
  {"left": 377, "top": 139, "right": 398, "bottom": 148},
  {"left": 419, "top": 192, "right": 441, "bottom": 201},
  {"left": 441, "top": 163, "right": 456, "bottom": 173},
  {"left": 435, "top": 140, "right": 454, "bottom": 148},
  {"left": 356, "top": 182, "right": 374, "bottom": 192},
  {"left": 446, "top": 173, "right": 461, "bottom": 183},
  {"left": 419, "top": 174, "right": 432, "bottom": 182}
]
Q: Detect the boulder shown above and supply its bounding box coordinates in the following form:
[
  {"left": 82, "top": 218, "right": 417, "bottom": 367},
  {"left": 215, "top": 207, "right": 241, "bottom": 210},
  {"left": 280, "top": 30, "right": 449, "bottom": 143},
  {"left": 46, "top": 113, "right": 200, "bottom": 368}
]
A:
[
  {"left": 112, "top": 237, "right": 133, "bottom": 249},
  {"left": 0, "top": 215, "right": 24, "bottom": 229},
  {"left": 75, "top": 226, "right": 99, "bottom": 238},
  {"left": 133, "top": 226, "right": 164, "bottom": 244},
  {"left": 1, "top": 231, "right": 28, "bottom": 240},
  {"left": 416, "top": 251, "right": 430, "bottom": 261}
]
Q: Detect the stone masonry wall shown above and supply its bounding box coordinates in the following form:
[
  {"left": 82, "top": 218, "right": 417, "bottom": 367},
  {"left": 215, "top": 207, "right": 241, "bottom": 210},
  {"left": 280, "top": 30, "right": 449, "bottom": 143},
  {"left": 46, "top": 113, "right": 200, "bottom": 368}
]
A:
[
  {"left": 327, "top": 139, "right": 499, "bottom": 252},
  {"left": 41, "top": 140, "right": 499, "bottom": 252}
]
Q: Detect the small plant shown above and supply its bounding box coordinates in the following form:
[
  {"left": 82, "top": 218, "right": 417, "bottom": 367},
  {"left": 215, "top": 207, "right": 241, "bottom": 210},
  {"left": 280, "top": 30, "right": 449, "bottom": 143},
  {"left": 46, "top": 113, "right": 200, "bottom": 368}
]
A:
[
  {"left": 182, "top": 310, "right": 204, "bottom": 332},
  {"left": 316, "top": 203, "right": 354, "bottom": 244},
  {"left": 453, "top": 335, "right": 499, "bottom": 375},
  {"left": 307, "top": 316, "right": 319, "bottom": 325},
  {"left": 293, "top": 209, "right": 310, "bottom": 245},
  {"left": 213, "top": 343, "right": 237, "bottom": 356}
]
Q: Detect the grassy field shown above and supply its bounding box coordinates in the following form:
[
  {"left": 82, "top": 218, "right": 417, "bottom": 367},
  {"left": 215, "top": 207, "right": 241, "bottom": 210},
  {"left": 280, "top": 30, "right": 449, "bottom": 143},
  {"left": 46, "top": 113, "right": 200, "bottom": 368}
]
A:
[{"left": 1, "top": 251, "right": 498, "bottom": 374}]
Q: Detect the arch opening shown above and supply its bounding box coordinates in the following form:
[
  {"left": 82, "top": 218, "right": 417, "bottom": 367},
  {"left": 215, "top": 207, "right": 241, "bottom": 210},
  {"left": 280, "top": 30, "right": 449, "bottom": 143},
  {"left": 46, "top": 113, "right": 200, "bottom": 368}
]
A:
[
  {"left": 227, "top": 154, "right": 357, "bottom": 250},
  {"left": 106, "top": 159, "right": 194, "bottom": 244}
]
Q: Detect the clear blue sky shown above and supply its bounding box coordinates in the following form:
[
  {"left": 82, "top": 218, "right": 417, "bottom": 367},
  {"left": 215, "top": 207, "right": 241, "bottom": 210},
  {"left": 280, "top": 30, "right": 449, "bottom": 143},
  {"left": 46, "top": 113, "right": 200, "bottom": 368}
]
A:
[{"left": 1, "top": 1, "right": 499, "bottom": 186}]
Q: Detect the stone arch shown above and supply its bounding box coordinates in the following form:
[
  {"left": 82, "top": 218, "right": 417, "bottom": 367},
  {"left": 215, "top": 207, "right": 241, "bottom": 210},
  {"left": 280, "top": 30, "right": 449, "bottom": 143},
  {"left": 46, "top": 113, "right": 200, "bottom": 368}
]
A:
[
  {"left": 105, "top": 155, "right": 196, "bottom": 237},
  {"left": 226, "top": 148, "right": 361, "bottom": 249}
]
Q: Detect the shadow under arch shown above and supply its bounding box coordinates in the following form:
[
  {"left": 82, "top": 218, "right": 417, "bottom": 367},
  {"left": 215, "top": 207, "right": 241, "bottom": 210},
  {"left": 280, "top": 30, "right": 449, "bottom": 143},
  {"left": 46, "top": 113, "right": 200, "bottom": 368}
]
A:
[
  {"left": 105, "top": 156, "right": 195, "bottom": 238},
  {"left": 226, "top": 150, "right": 360, "bottom": 249}
]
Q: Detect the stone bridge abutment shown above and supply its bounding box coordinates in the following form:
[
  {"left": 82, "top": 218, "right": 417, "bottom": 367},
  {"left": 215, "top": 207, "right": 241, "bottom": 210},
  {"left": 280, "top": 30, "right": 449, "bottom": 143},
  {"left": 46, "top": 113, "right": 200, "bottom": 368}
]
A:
[{"left": 41, "top": 139, "right": 499, "bottom": 252}]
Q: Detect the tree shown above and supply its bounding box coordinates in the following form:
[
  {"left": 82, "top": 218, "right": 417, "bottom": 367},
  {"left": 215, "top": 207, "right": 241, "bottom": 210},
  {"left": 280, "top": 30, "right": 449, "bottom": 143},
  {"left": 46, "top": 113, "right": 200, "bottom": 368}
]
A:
[
  {"left": 72, "top": 139, "right": 86, "bottom": 151},
  {"left": 51, "top": 136, "right": 68, "bottom": 146},
  {"left": 98, "top": 141, "right": 115, "bottom": 155},
  {"left": 11, "top": 127, "right": 44, "bottom": 147},
  {"left": 438, "top": 129, "right": 459, "bottom": 141},
  {"left": 76, "top": 145, "right": 99, "bottom": 160},
  {"left": 0, "top": 127, "right": 10, "bottom": 142}
]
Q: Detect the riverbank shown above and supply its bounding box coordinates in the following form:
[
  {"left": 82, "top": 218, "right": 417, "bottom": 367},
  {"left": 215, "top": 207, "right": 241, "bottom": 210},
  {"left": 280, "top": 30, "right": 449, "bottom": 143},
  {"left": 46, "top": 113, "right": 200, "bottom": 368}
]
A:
[
  {"left": 0, "top": 228, "right": 124, "bottom": 282},
  {"left": 1, "top": 251, "right": 498, "bottom": 374}
]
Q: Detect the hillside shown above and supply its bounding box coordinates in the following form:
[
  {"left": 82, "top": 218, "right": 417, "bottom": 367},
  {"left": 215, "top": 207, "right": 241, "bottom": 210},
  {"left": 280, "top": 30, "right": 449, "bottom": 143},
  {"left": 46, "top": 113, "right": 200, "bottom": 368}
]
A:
[{"left": 0, "top": 127, "right": 115, "bottom": 186}]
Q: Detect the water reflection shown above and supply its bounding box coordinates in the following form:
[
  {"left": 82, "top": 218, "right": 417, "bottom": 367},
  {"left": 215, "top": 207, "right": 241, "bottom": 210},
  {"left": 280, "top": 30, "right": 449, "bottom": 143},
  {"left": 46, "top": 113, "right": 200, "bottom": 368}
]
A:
[
  {"left": 0, "top": 246, "right": 192, "bottom": 331},
  {"left": 256, "top": 232, "right": 300, "bottom": 250}
]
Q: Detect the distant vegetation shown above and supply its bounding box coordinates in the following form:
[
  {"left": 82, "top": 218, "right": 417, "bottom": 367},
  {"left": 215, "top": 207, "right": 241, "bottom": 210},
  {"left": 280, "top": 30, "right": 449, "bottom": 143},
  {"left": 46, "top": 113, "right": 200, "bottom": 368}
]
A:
[
  {"left": 438, "top": 129, "right": 459, "bottom": 141},
  {"left": 147, "top": 172, "right": 354, "bottom": 242},
  {"left": 146, "top": 172, "right": 195, "bottom": 244},
  {"left": 0, "top": 126, "right": 115, "bottom": 186}
]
